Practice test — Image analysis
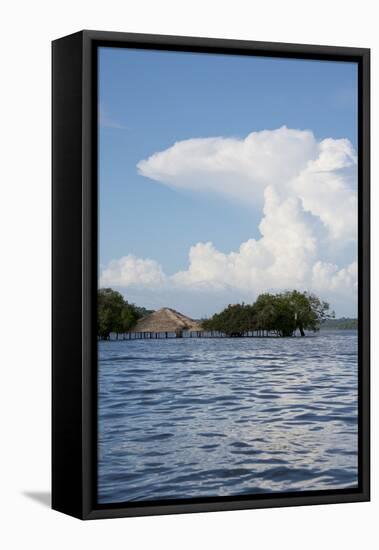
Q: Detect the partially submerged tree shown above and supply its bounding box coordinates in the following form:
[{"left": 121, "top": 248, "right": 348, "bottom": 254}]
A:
[
  {"left": 202, "top": 303, "right": 256, "bottom": 337},
  {"left": 98, "top": 288, "right": 142, "bottom": 339},
  {"left": 202, "top": 290, "right": 334, "bottom": 337},
  {"left": 284, "top": 290, "right": 334, "bottom": 336}
]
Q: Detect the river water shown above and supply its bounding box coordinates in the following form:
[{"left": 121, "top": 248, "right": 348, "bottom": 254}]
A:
[{"left": 98, "top": 331, "right": 358, "bottom": 503}]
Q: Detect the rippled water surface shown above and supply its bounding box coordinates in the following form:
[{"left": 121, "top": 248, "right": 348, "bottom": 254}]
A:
[{"left": 98, "top": 331, "right": 358, "bottom": 503}]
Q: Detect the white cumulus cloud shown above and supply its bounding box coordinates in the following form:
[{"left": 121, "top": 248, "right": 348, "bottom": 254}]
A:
[
  {"left": 137, "top": 126, "right": 318, "bottom": 206},
  {"left": 171, "top": 186, "right": 322, "bottom": 292},
  {"left": 100, "top": 255, "right": 166, "bottom": 288},
  {"left": 101, "top": 127, "right": 358, "bottom": 316}
]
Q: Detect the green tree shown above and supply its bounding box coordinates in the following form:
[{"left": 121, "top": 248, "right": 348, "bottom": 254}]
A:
[
  {"left": 98, "top": 288, "right": 141, "bottom": 339},
  {"left": 284, "top": 290, "right": 334, "bottom": 336},
  {"left": 202, "top": 303, "right": 256, "bottom": 336},
  {"left": 253, "top": 293, "right": 279, "bottom": 332},
  {"left": 253, "top": 293, "right": 296, "bottom": 336},
  {"left": 202, "top": 290, "right": 334, "bottom": 338}
]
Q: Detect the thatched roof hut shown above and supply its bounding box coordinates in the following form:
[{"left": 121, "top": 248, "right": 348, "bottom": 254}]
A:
[{"left": 132, "top": 308, "right": 202, "bottom": 333}]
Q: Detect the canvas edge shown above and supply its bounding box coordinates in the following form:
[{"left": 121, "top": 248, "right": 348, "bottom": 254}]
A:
[{"left": 52, "top": 31, "right": 85, "bottom": 519}]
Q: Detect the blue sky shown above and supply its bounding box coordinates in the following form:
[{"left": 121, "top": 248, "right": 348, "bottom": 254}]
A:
[{"left": 99, "top": 47, "right": 358, "bottom": 317}]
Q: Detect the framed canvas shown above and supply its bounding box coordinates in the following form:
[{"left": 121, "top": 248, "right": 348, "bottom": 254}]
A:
[{"left": 52, "top": 30, "right": 370, "bottom": 520}]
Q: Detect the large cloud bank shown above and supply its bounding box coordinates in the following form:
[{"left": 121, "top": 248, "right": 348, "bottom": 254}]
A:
[{"left": 100, "top": 127, "right": 358, "bottom": 315}]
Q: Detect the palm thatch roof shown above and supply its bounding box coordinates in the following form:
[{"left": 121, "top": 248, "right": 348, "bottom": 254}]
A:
[{"left": 132, "top": 308, "right": 202, "bottom": 333}]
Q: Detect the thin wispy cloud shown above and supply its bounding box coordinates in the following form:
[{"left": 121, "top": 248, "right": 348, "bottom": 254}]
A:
[{"left": 99, "top": 104, "right": 127, "bottom": 130}]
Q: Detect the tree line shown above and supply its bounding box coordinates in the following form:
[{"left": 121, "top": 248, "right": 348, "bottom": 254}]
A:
[
  {"left": 320, "top": 317, "right": 357, "bottom": 330},
  {"left": 202, "top": 290, "right": 334, "bottom": 337},
  {"left": 98, "top": 288, "right": 334, "bottom": 339}
]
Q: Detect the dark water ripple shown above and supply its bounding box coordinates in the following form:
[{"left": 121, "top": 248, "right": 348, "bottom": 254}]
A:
[{"left": 98, "top": 330, "right": 358, "bottom": 503}]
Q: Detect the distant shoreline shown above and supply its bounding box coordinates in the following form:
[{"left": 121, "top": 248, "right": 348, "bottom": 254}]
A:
[{"left": 320, "top": 318, "right": 358, "bottom": 330}]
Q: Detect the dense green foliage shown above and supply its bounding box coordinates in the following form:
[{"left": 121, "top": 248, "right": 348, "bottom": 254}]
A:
[
  {"left": 98, "top": 288, "right": 149, "bottom": 339},
  {"left": 201, "top": 303, "right": 256, "bottom": 337},
  {"left": 321, "top": 317, "right": 357, "bottom": 330},
  {"left": 134, "top": 305, "right": 154, "bottom": 318},
  {"left": 202, "top": 290, "right": 334, "bottom": 337}
]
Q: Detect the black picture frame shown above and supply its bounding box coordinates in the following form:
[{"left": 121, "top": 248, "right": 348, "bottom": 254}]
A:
[{"left": 52, "top": 30, "right": 370, "bottom": 520}]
